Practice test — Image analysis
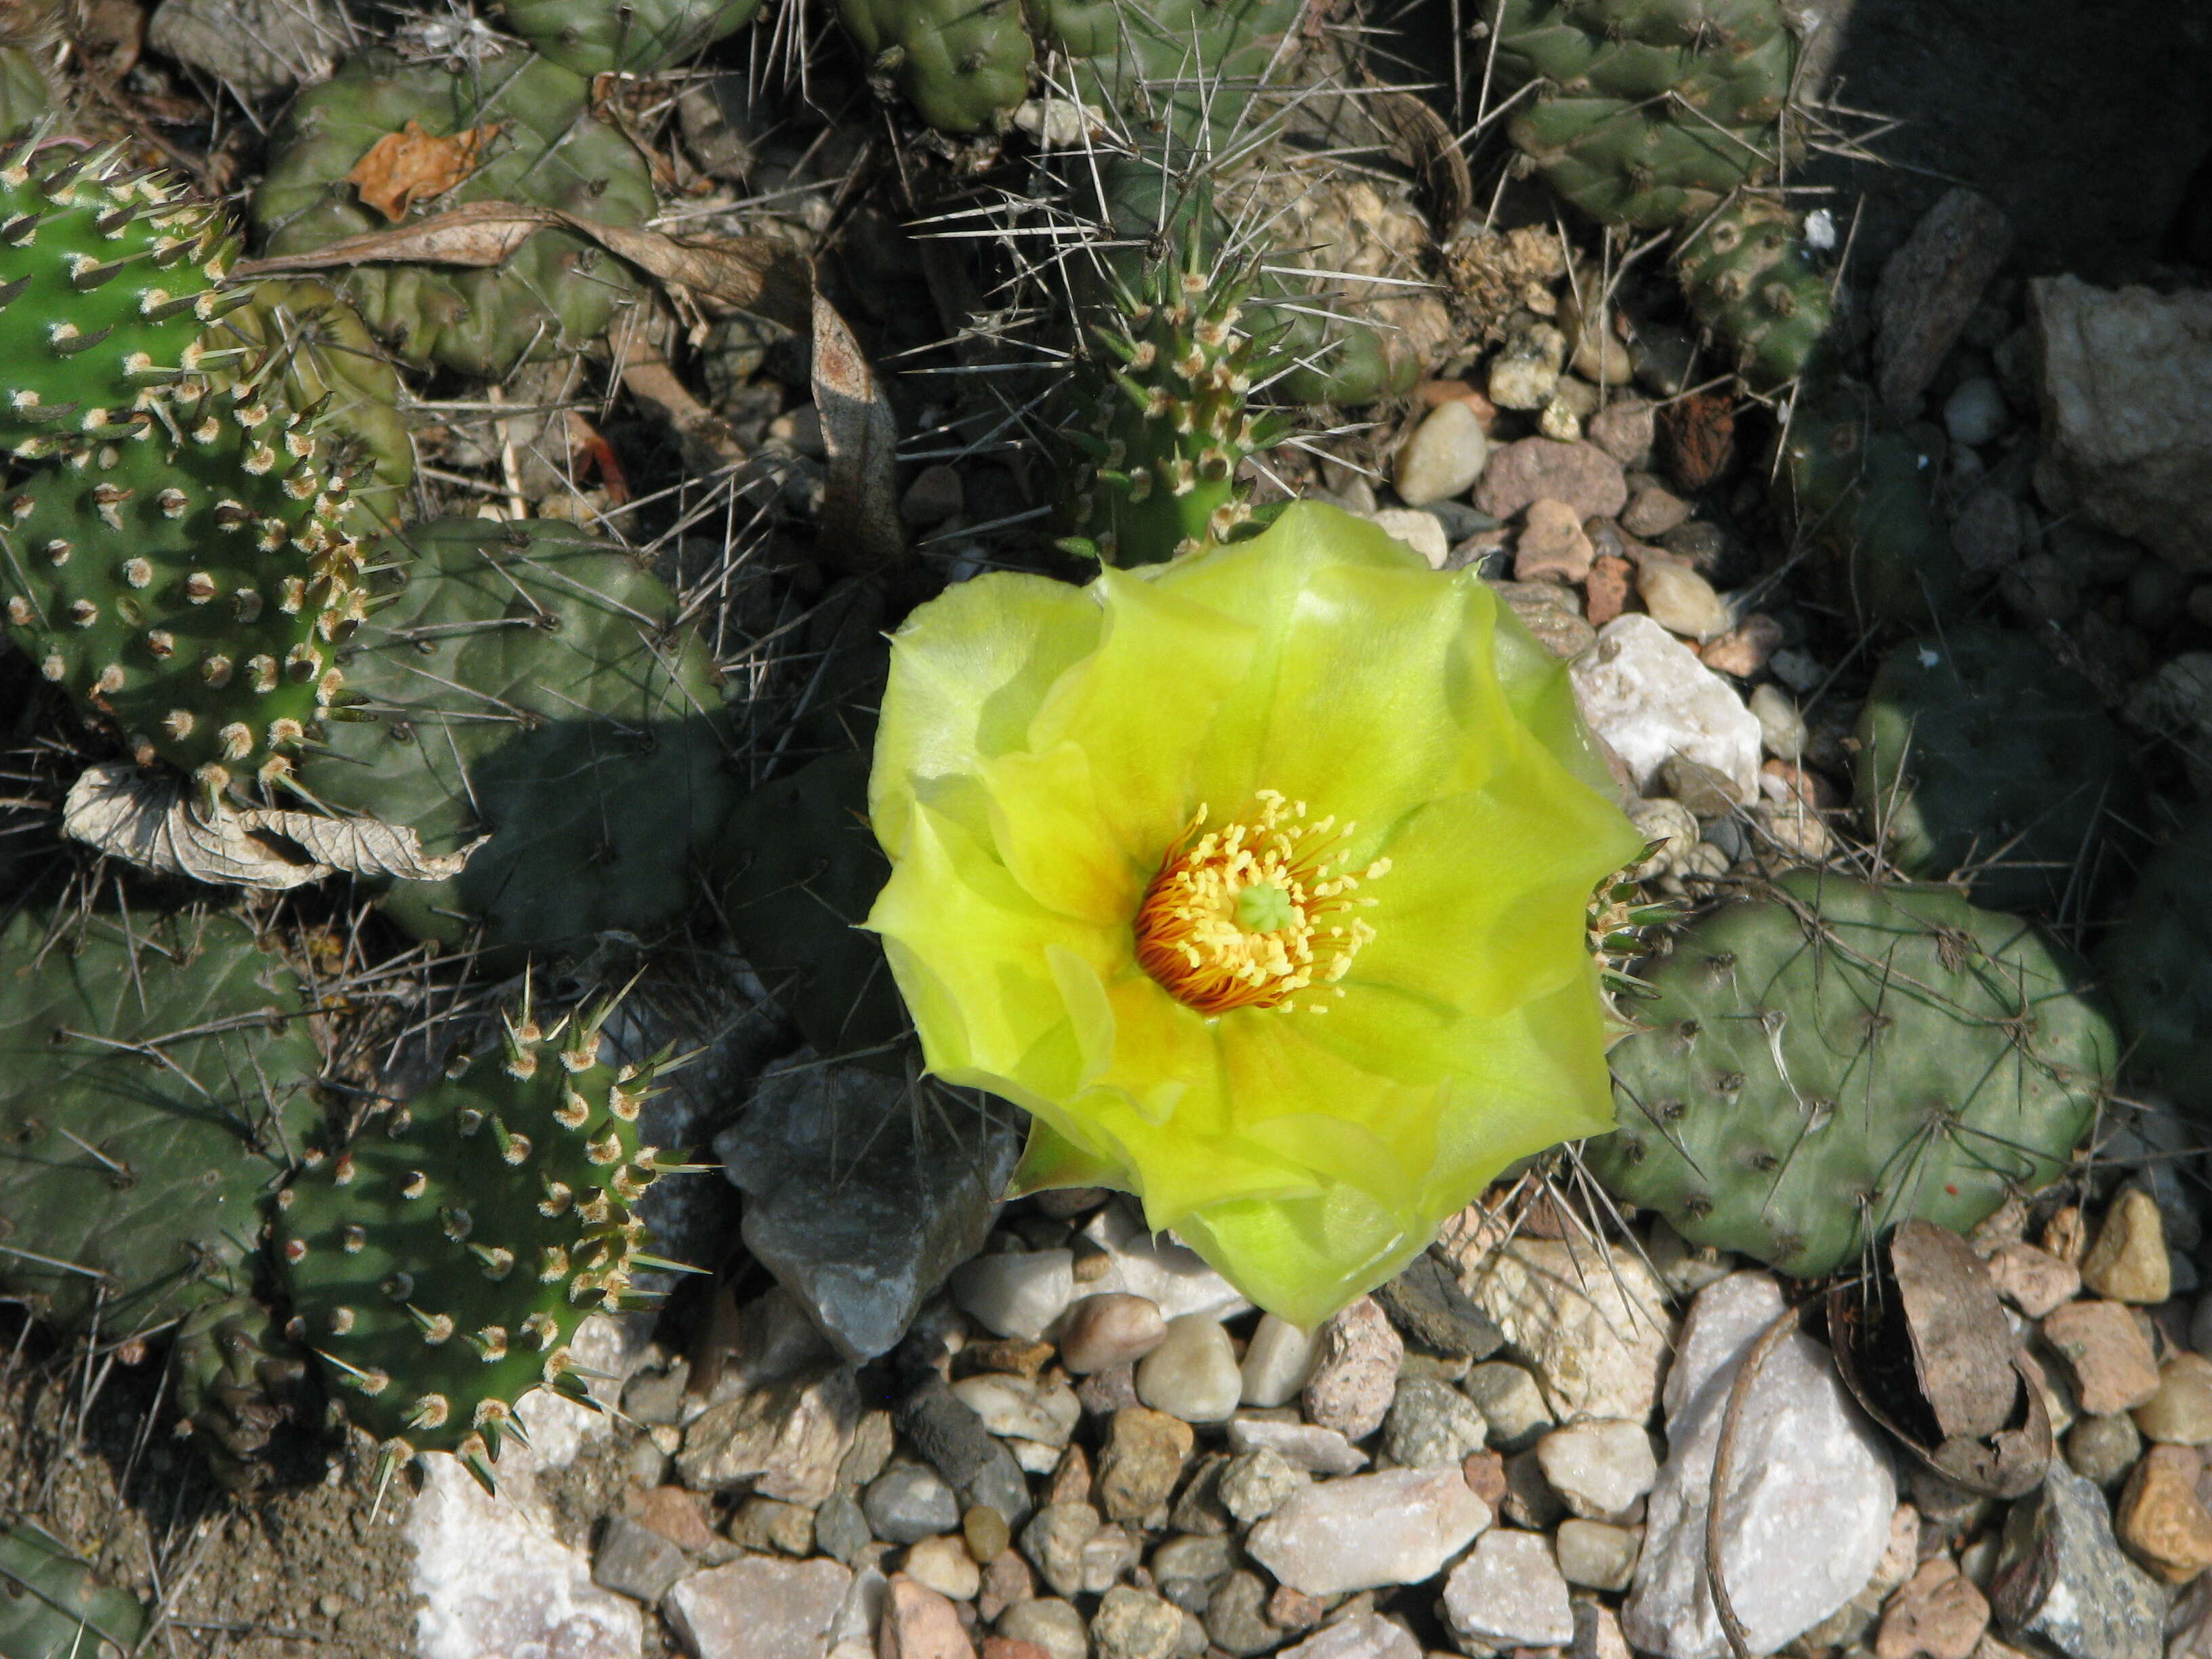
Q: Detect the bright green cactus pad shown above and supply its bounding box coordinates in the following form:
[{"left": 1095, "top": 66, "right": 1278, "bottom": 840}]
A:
[
  {"left": 2099, "top": 811, "right": 2212, "bottom": 1122},
  {"left": 278, "top": 994, "right": 674, "bottom": 1483},
  {"left": 1675, "top": 193, "right": 1832, "bottom": 386},
  {"left": 303, "top": 517, "right": 733, "bottom": 961},
  {"left": 254, "top": 54, "right": 653, "bottom": 377},
  {"left": 1854, "top": 628, "right": 2125, "bottom": 913},
  {"left": 0, "top": 907, "right": 323, "bottom": 1338},
  {"left": 504, "top": 0, "right": 763, "bottom": 76},
  {"left": 2, "top": 380, "right": 365, "bottom": 795},
  {"left": 1589, "top": 871, "right": 2114, "bottom": 1276},
  {"left": 209, "top": 279, "right": 414, "bottom": 531},
  {"left": 0, "top": 136, "right": 241, "bottom": 456}
]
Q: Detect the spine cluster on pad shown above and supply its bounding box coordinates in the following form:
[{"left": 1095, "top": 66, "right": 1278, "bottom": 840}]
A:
[{"left": 277, "top": 987, "right": 684, "bottom": 1488}]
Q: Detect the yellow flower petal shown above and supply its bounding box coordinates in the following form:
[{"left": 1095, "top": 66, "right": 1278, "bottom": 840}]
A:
[{"left": 869, "top": 571, "right": 1102, "bottom": 859}]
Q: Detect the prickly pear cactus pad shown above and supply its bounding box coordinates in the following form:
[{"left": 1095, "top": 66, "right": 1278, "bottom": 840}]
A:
[
  {"left": 253, "top": 53, "right": 653, "bottom": 377},
  {"left": 836, "top": 0, "right": 1033, "bottom": 135},
  {"left": 503, "top": 0, "right": 762, "bottom": 77},
  {"left": 207, "top": 280, "right": 414, "bottom": 532},
  {"left": 2100, "top": 811, "right": 2212, "bottom": 1122},
  {"left": 1675, "top": 193, "right": 1833, "bottom": 386},
  {"left": 302, "top": 517, "right": 733, "bottom": 960},
  {"left": 1, "top": 380, "right": 366, "bottom": 796},
  {"left": 277, "top": 994, "right": 674, "bottom": 1483},
  {"left": 1854, "top": 628, "right": 2126, "bottom": 913},
  {"left": 1491, "top": 0, "right": 1799, "bottom": 229},
  {"left": 0, "top": 136, "right": 240, "bottom": 456},
  {"left": 1589, "top": 872, "right": 2115, "bottom": 1277},
  {"left": 865, "top": 501, "right": 1645, "bottom": 1326},
  {"left": 0, "top": 908, "right": 323, "bottom": 1337}
]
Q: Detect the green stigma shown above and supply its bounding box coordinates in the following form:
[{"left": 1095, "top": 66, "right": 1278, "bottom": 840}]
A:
[{"left": 1236, "top": 881, "right": 1297, "bottom": 935}]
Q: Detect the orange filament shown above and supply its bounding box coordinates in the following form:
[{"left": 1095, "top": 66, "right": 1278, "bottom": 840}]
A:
[{"left": 1134, "top": 790, "right": 1388, "bottom": 1015}]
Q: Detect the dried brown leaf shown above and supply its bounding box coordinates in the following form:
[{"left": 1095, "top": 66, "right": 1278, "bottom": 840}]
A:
[
  {"left": 811, "top": 290, "right": 903, "bottom": 576},
  {"left": 63, "top": 762, "right": 482, "bottom": 890},
  {"left": 344, "top": 119, "right": 499, "bottom": 222},
  {"left": 235, "top": 201, "right": 813, "bottom": 333}
]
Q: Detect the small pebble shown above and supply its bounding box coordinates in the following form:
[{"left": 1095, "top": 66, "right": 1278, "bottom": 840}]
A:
[
  {"left": 1303, "top": 1296, "right": 1402, "bottom": 1441},
  {"left": 1219, "top": 1446, "right": 1312, "bottom": 1523},
  {"left": 1636, "top": 558, "right": 1732, "bottom": 641},
  {"left": 1942, "top": 377, "right": 2010, "bottom": 447},
  {"left": 1513, "top": 498, "right": 1595, "bottom": 583},
  {"left": 2080, "top": 1187, "right": 2171, "bottom": 1304},
  {"left": 1534, "top": 1420, "right": 1657, "bottom": 1522},
  {"left": 2117, "top": 1443, "right": 2212, "bottom": 1583},
  {"left": 867, "top": 1462, "right": 965, "bottom": 1546},
  {"left": 1536, "top": 398, "right": 1582, "bottom": 442},
  {"left": 951, "top": 1252, "right": 1076, "bottom": 1340},
  {"left": 1873, "top": 1556, "right": 1989, "bottom": 1659},
  {"left": 1136, "top": 1315, "right": 1242, "bottom": 1424},
  {"left": 1240, "top": 1315, "right": 1317, "bottom": 1408},
  {"left": 996, "top": 1599, "right": 1088, "bottom": 1659},
  {"left": 2064, "top": 1413, "right": 2143, "bottom": 1487},
  {"left": 1092, "top": 1586, "right": 1183, "bottom": 1659},
  {"left": 905, "top": 1534, "right": 984, "bottom": 1602},
  {"left": 964, "top": 1507, "right": 1010, "bottom": 1565},
  {"left": 1097, "top": 1407, "right": 1194, "bottom": 1523},
  {"left": 1620, "top": 485, "right": 1692, "bottom": 539},
  {"left": 1489, "top": 324, "right": 1567, "bottom": 410},
  {"left": 1586, "top": 396, "right": 1655, "bottom": 466},
  {"left": 1747, "top": 683, "right": 1807, "bottom": 758},
  {"left": 2135, "top": 1353, "right": 2212, "bottom": 1445},
  {"left": 1984, "top": 1242, "right": 2080, "bottom": 1319},
  {"left": 1441, "top": 1528, "right": 1574, "bottom": 1651},
  {"left": 1223, "top": 1417, "right": 1368, "bottom": 1476},
  {"left": 1060, "top": 1294, "right": 1168, "bottom": 1375},
  {"left": 1395, "top": 399, "right": 1489, "bottom": 507},
  {"left": 1465, "top": 1362, "right": 1552, "bottom": 1451},
  {"left": 1381, "top": 1378, "right": 1488, "bottom": 1469},
  {"left": 1366, "top": 508, "right": 1450, "bottom": 569},
  {"left": 1554, "top": 1519, "right": 1640, "bottom": 1591}
]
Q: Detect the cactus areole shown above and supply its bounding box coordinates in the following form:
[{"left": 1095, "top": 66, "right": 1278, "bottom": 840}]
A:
[{"left": 864, "top": 502, "right": 1643, "bottom": 1325}]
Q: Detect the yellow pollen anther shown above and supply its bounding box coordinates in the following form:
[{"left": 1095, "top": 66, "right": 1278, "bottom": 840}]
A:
[{"left": 1132, "top": 790, "right": 1388, "bottom": 1015}]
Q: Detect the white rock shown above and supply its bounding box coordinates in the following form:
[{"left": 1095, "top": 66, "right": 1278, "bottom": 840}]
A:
[
  {"left": 1439, "top": 1210, "right": 1675, "bottom": 1424},
  {"left": 1489, "top": 324, "right": 1567, "bottom": 411},
  {"left": 411, "top": 1452, "right": 642, "bottom": 1659},
  {"left": 902, "top": 1536, "right": 981, "bottom": 1603},
  {"left": 1395, "top": 400, "right": 1489, "bottom": 506},
  {"left": 1464, "top": 1362, "right": 1553, "bottom": 1451},
  {"left": 1943, "top": 376, "right": 2011, "bottom": 447},
  {"left": 1441, "top": 1530, "right": 1575, "bottom": 1652},
  {"left": 949, "top": 1373, "right": 1081, "bottom": 1448},
  {"left": 1624, "top": 1271, "right": 1896, "bottom": 1659},
  {"left": 1747, "top": 683, "right": 1807, "bottom": 758},
  {"left": 1568, "top": 615, "right": 1763, "bottom": 808},
  {"left": 1245, "top": 1468, "right": 1492, "bottom": 1596},
  {"left": 1535, "top": 1420, "right": 1659, "bottom": 1521},
  {"left": 1135, "top": 1314, "right": 1243, "bottom": 1423},
  {"left": 1077, "top": 1204, "right": 1251, "bottom": 1324},
  {"left": 1225, "top": 1416, "right": 1370, "bottom": 1475},
  {"left": 1366, "top": 508, "right": 1451, "bottom": 570},
  {"left": 1277, "top": 1612, "right": 1422, "bottom": 1659},
  {"left": 2029, "top": 276, "right": 2212, "bottom": 571},
  {"left": 666, "top": 1557, "right": 854, "bottom": 1659},
  {"left": 950, "top": 1250, "right": 1076, "bottom": 1340},
  {"left": 1555, "top": 1519, "right": 1641, "bottom": 1592},
  {"left": 1240, "top": 1313, "right": 1318, "bottom": 1407}
]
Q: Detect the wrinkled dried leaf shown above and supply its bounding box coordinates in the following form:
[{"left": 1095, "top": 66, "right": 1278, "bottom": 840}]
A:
[
  {"left": 236, "top": 201, "right": 814, "bottom": 333},
  {"left": 344, "top": 119, "right": 499, "bottom": 222},
  {"left": 811, "top": 290, "right": 903, "bottom": 576},
  {"left": 64, "top": 762, "right": 481, "bottom": 890},
  {"left": 1891, "top": 1219, "right": 2018, "bottom": 1440}
]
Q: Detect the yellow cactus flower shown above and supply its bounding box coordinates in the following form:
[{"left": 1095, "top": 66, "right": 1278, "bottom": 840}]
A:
[{"left": 865, "top": 503, "right": 1643, "bottom": 1326}]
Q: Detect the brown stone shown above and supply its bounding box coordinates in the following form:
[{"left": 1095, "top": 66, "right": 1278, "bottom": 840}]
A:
[
  {"left": 2043, "top": 1205, "right": 2088, "bottom": 1265},
  {"left": 956, "top": 1339, "right": 1057, "bottom": 1381},
  {"left": 2041, "top": 1298, "right": 2162, "bottom": 1416},
  {"left": 982, "top": 1642, "right": 1052, "bottom": 1659},
  {"left": 1095, "top": 1407, "right": 1194, "bottom": 1523},
  {"left": 1699, "top": 612, "right": 1784, "bottom": 678},
  {"left": 1583, "top": 554, "right": 1634, "bottom": 627},
  {"left": 1514, "top": 498, "right": 1595, "bottom": 583},
  {"left": 1874, "top": 188, "right": 2013, "bottom": 417},
  {"left": 1046, "top": 1443, "right": 1093, "bottom": 1507},
  {"left": 1984, "top": 1242, "right": 2081, "bottom": 1319},
  {"left": 624, "top": 1484, "right": 717, "bottom": 1553},
  {"left": 1265, "top": 1585, "right": 1326, "bottom": 1632},
  {"left": 1462, "top": 1450, "right": 1508, "bottom": 1508},
  {"left": 2118, "top": 1443, "right": 2212, "bottom": 1583},
  {"left": 977, "top": 1550, "right": 1036, "bottom": 1622},
  {"left": 2079, "top": 1187, "right": 2172, "bottom": 1304},
  {"left": 880, "top": 1574, "right": 976, "bottom": 1659},
  {"left": 1473, "top": 436, "right": 1628, "bottom": 523},
  {"left": 1875, "top": 1557, "right": 1990, "bottom": 1659},
  {"left": 1586, "top": 396, "right": 1655, "bottom": 466}
]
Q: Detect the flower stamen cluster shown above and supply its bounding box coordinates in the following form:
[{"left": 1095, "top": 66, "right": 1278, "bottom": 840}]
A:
[{"left": 1133, "top": 789, "right": 1388, "bottom": 1015}]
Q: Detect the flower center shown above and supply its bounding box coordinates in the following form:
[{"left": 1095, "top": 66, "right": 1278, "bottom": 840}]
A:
[{"left": 1134, "top": 790, "right": 1389, "bottom": 1015}]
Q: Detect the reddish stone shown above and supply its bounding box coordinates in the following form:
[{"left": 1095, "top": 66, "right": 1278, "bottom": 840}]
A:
[
  {"left": 1462, "top": 1449, "right": 1509, "bottom": 1508},
  {"left": 623, "top": 1484, "right": 716, "bottom": 1553},
  {"left": 1583, "top": 554, "right": 1635, "bottom": 627},
  {"left": 1658, "top": 392, "right": 1738, "bottom": 492},
  {"left": 880, "top": 1574, "right": 975, "bottom": 1659},
  {"left": 1700, "top": 612, "right": 1784, "bottom": 678}
]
